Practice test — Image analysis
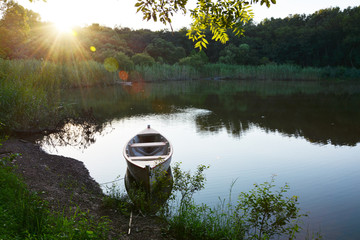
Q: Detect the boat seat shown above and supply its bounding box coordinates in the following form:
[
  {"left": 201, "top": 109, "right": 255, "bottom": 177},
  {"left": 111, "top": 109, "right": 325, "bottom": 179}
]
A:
[
  {"left": 129, "top": 155, "right": 168, "bottom": 161},
  {"left": 130, "top": 142, "right": 166, "bottom": 148}
]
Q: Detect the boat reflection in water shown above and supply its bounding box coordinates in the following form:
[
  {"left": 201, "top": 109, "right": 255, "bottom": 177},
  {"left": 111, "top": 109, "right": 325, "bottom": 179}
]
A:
[{"left": 124, "top": 167, "right": 173, "bottom": 213}]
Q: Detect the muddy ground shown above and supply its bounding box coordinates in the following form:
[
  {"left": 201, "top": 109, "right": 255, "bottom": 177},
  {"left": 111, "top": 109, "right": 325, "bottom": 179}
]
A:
[{"left": 1, "top": 138, "right": 171, "bottom": 239}]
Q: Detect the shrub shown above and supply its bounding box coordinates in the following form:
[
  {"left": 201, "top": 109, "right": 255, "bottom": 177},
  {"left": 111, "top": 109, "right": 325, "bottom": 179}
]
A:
[
  {"left": 131, "top": 52, "right": 155, "bottom": 66},
  {"left": 165, "top": 164, "right": 307, "bottom": 240},
  {"left": 179, "top": 51, "right": 209, "bottom": 69},
  {"left": 115, "top": 52, "right": 134, "bottom": 71}
]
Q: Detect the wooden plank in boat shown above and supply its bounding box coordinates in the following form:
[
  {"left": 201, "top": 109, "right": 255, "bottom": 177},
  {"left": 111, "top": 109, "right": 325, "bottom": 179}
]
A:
[
  {"left": 130, "top": 142, "right": 166, "bottom": 148},
  {"left": 129, "top": 155, "right": 168, "bottom": 161}
]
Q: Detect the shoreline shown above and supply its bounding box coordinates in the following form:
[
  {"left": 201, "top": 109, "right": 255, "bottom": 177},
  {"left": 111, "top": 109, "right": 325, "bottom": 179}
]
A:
[{"left": 1, "top": 137, "right": 168, "bottom": 239}]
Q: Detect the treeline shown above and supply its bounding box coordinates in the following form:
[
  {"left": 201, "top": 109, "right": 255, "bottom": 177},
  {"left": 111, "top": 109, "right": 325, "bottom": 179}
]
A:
[{"left": 1, "top": 1, "right": 359, "bottom": 68}]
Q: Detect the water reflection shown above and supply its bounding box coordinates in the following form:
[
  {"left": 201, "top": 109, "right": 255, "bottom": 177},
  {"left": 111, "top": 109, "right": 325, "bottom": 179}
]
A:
[
  {"left": 196, "top": 93, "right": 360, "bottom": 146},
  {"left": 124, "top": 167, "right": 173, "bottom": 213},
  {"left": 43, "top": 80, "right": 360, "bottom": 149},
  {"left": 41, "top": 118, "right": 110, "bottom": 150}
]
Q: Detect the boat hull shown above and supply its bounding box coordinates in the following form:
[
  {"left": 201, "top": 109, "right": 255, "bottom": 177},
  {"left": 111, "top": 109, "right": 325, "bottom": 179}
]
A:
[{"left": 125, "top": 155, "right": 172, "bottom": 191}]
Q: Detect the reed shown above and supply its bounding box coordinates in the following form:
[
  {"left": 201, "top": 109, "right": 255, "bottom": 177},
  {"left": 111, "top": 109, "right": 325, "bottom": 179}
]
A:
[
  {"left": 199, "top": 63, "right": 323, "bottom": 81},
  {"left": 0, "top": 58, "right": 115, "bottom": 131},
  {"left": 133, "top": 63, "right": 200, "bottom": 81},
  {"left": 132, "top": 63, "right": 360, "bottom": 81},
  {"left": 0, "top": 59, "right": 115, "bottom": 89}
]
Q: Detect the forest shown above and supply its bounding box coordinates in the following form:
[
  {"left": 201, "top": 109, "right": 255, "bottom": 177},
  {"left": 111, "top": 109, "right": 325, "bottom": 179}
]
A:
[{"left": 1, "top": 1, "right": 360, "bottom": 69}]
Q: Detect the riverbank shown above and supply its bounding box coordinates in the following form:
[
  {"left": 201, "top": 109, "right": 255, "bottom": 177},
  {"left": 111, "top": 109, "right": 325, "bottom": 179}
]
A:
[{"left": 1, "top": 137, "right": 169, "bottom": 239}]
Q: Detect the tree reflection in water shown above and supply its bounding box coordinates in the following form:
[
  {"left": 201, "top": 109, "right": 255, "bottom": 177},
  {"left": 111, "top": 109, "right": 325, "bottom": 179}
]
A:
[
  {"left": 195, "top": 92, "right": 360, "bottom": 146},
  {"left": 41, "top": 118, "right": 110, "bottom": 150},
  {"left": 40, "top": 81, "right": 360, "bottom": 149}
]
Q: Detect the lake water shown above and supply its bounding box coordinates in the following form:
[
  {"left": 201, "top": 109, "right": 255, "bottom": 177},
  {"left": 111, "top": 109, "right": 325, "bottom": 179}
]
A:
[{"left": 39, "top": 80, "right": 360, "bottom": 239}]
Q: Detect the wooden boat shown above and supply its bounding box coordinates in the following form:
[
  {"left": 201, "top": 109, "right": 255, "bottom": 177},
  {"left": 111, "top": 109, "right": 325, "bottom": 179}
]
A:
[{"left": 123, "top": 125, "right": 173, "bottom": 191}]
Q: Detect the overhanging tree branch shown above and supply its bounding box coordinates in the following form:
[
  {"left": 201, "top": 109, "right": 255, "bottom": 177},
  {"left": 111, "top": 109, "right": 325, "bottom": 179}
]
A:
[{"left": 135, "top": 0, "right": 276, "bottom": 49}]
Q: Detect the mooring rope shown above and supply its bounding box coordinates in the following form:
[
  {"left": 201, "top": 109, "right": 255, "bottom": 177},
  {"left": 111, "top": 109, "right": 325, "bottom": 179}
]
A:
[{"left": 99, "top": 177, "right": 124, "bottom": 186}]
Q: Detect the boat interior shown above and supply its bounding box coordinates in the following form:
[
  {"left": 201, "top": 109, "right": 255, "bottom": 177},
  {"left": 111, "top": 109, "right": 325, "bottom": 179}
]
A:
[{"left": 126, "top": 133, "right": 170, "bottom": 159}]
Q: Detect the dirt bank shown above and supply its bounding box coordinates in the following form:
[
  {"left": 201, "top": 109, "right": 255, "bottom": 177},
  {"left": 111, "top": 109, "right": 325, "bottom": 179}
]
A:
[{"left": 1, "top": 138, "right": 169, "bottom": 239}]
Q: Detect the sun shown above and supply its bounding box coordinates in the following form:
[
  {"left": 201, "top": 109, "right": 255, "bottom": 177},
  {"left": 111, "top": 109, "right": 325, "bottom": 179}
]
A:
[
  {"left": 19, "top": 0, "right": 83, "bottom": 35},
  {"left": 54, "top": 21, "right": 75, "bottom": 34}
]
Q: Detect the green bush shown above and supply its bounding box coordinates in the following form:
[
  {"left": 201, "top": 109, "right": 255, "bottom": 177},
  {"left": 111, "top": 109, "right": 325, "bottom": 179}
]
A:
[
  {"left": 131, "top": 52, "right": 155, "bottom": 66},
  {"left": 165, "top": 164, "right": 307, "bottom": 240},
  {"left": 114, "top": 52, "right": 134, "bottom": 71},
  {"left": 179, "top": 51, "right": 209, "bottom": 69}
]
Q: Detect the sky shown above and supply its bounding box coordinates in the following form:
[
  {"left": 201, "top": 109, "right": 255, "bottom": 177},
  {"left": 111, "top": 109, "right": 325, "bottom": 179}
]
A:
[{"left": 17, "top": 0, "right": 359, "bottom": 31}]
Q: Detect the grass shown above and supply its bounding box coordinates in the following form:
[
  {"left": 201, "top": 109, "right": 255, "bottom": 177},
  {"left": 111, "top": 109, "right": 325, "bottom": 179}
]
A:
[{"left": 0, "top": 150, "right": 110, "bottom": 239}]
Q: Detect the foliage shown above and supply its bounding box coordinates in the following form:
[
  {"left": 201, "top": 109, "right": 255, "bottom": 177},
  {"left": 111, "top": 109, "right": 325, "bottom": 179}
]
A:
[
  {"left": 219, "top": 43, "right": 259, "bottom": 65},
  {"left": 131, "top": 52, "right": 155, "bottom": 66},
  {"left": 219, "top": 43, "right": 240, "bottom": 64},
  {"left": 236, "top": 177, "right": 307, "bottom": 239},
  {"left": 164, "top": 164, "right": 307, "bottom": 240},
  {"left": 0, "top": 1, "right": 32, "bottom": 59},
  {"left": 171, "top": 162, "right": 209, "bottom": 206},
  {"left": 145, "top": 37, "right": 186, "bottom": 64},
  {"left": 135, "top": 0, "right": 276, "bottom": 49},
  {"left": 178, "top": 50, "right": 208, "bottom": 68},
  {"left": 114, "top": 52, "right": 134, "bottom": 71}
]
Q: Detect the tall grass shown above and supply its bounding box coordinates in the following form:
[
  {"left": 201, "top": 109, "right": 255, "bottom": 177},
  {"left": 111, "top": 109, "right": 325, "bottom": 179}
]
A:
[
  {"left": 0, "top": 151, "right": 110, "bottom": 239},
  {"left": 0, "top": 58, "right": 115, "bottom": 89},
  {"left": 1, "top": 58, "right": 359, "bottom": 131},
  {"left": 200, "top": 64, "right": 323, "bottom": 81},
  {"left": 1, "top": 59, "right": 359, "bottom": 88},
  {"left": 133, "top": 63, "right": 200, "bottom": 81},
  {"left": 133, "top": 63, "right": 360, "bottom": 81},
  {"left": 0, "top": 58, "right": 116, "bottom": 131}
]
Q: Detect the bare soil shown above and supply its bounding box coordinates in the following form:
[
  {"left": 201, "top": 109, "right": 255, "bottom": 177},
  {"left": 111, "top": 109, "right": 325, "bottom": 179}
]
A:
[{"left": 1, "top": 137, "right": 171, "bottom": 240}]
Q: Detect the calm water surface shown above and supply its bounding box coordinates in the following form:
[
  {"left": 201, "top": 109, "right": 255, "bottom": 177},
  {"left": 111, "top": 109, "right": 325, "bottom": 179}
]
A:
[{"left": 40, "top": 81, "right": 360, "bottom": 239}]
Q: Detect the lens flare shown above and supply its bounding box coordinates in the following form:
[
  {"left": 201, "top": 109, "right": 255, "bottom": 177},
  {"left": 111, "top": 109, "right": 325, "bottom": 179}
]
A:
[
  {"left": 119, "top": 70, "right": 129, "bottom": 81},
  {"left": 104, "top": 57, "right": 119, "bottom": 72},
  {"left": 90, "top": 46, "right": 96, "bottom": 52}
]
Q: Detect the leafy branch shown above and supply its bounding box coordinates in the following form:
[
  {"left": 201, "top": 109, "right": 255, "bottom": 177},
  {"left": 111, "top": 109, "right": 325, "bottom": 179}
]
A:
[{"left": 135, "top": 0, "right": 276, "bottom": 49}]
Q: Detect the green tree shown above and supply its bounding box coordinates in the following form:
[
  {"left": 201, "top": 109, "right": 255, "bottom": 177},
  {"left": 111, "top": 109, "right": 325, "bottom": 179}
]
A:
[
  {"left": 218, "top": 43, "right": 239, "bottom": 64},
  {"left": 0, "top": 1, "right": 30, "bottom": 59},
  {"left": 342, "top": 7, "right": 360, "bottom": 68},
  {"left": 145, "top": 38, "right": 185, "bottom": 64}
]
